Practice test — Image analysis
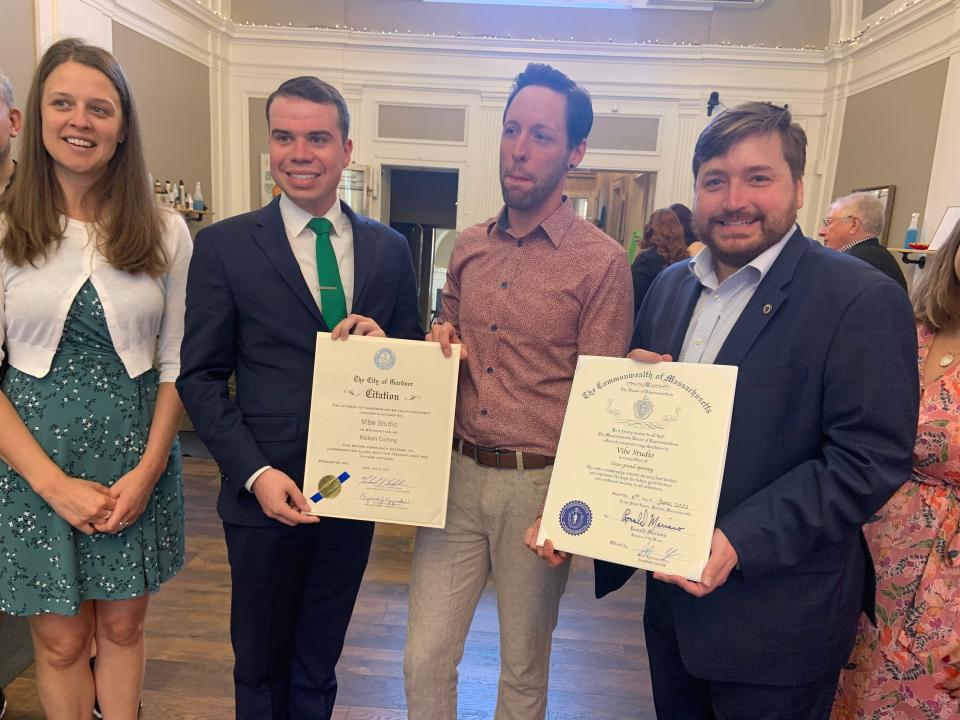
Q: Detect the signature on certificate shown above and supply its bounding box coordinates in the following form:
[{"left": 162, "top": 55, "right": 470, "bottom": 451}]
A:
[
  {"left": 359, "top": 475, "right": 412, "bottom": 489},
  {"left": 621, "top": 508, "right": 686, "bottom": 533},
  {"left": 358, "top": 492, "right": 410, "bottom": 508},
  {"left": 636, "top": 541, "right": 680, "bottom": 562}
]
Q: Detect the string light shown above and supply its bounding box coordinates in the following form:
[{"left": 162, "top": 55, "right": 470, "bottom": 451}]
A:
[{"left": 188, "top": 0, "right": 929, "bottom": 52}]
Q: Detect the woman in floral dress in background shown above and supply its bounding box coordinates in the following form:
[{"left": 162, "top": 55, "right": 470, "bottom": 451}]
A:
[
  {"left": 0, "top": 39, "right": 190, "bottom": 719},
  {"left": 833, "top": 222, "right": 960, "bottom": 718}
]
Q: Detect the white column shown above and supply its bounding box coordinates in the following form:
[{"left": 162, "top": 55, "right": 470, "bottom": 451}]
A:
[
  {"left": 668, "top": 103, "right": 706, "bottom": 209},
  {"left": 922, "top": 40, "right": 960, "bottom": 246},
  {"left": 35, "top": 0, "right": 113, "bottom": 54},
  {"left": 474, "top": 98, "right": 505, "bottom": 225}
]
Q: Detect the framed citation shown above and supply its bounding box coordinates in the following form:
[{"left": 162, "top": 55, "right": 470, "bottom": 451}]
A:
[
  {"left": 304, "top": 334, "right": 460, "bottom": 527},
  {"left": 538, "top": 357, "right": 737, "bottom": 580}
]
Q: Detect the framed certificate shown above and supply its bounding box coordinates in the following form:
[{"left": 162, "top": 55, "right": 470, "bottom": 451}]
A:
[
  {"left": 538, "top": 357, "right": 737, "bottom": 580},
  {"left": 304, "top": 334, "right": 460, "bottom": 527}
]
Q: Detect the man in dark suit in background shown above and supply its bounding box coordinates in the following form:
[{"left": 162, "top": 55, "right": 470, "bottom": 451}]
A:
[
  {"left": 177, "top": 76, "right": 422, "bottom": 720},
  {"left": 819, "top": 191, "right": 908, "bottom": 291},
  {"left": 585, "top": 103, "right": 919, "bottom": 718}
]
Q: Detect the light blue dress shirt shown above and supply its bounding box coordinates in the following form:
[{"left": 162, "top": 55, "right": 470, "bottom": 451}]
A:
[{"left": 679, "top": 226, "right": 796, "bottom": 364}]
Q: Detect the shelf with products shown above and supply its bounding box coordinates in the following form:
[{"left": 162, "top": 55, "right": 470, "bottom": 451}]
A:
[
  {"left": 889, "top": 247, "right": 935, "bottom": 268},
  {"left": 150, "top": 175, "right": 210, "bottom": 223},
  {"left": 174, "top": 207, "right": 214, "bottom": 223}
]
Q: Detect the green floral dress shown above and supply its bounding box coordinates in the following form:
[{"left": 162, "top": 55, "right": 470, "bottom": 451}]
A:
[{"left": 0, "top": 280, "right": 184, "bottom": 616}]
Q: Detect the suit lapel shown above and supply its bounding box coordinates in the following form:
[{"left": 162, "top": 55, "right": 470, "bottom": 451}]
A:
[
  {"left": 667, "top": 272, "right": 703, "bottom": 358},
  {"left": 345, "top": 201, "right": 376, "bottom": 312},
  {"left": 713, "top": 229, "right": 809, "bottom": 367},
  {"left": 252, "top": 197, "right": 328, "bottom": 328}
]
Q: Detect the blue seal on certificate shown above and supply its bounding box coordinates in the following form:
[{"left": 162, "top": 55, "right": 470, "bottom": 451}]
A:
[
  {"left": 374, "top": 348, "right": 397, "bottom": 370},
  {"left": 559, "top": 500, "right": 592, "bottom": 536}
]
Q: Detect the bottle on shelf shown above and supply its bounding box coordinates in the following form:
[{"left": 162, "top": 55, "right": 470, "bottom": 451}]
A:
[
  {"left": 178, "top": 179, "right": 186, "bottom": 209},
  {"left": 904, "top": 212, "right": 920, "bottom": 248},
  {"left": 193, "top": 181, "right": 204, "bottom": 212}
]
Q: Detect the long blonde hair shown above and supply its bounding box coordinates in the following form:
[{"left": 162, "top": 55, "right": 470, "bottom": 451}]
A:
[{"left": 0, "top": 38, "right": 166, "bottom": 275}]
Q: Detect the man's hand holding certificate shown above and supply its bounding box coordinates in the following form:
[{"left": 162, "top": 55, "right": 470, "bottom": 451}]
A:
[{"left": 536, "top": 355, "right": 737, "bottom": 581}]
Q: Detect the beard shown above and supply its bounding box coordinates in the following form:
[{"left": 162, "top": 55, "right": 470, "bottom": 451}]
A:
[
  {"left": 693, "top": 197, "right": 797, "bottom": 269},
  {"left": 500, "top": 155, "right": 568, "bottom": 211},
  {"left": 0, "top": 137, "right": 9, "bottom": 167}
]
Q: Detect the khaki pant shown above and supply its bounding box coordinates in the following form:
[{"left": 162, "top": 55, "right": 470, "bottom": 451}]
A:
[{"left": 404, "top": 451, "right": 571, "bottom": 720}]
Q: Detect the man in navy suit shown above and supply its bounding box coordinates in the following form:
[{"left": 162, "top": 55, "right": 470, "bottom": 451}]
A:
[
  {"left": 535, "top": 102, "right": 919, "bottom": 718},
  {"left": 177, "top": 76, "right": 422, "bottom": 720}
]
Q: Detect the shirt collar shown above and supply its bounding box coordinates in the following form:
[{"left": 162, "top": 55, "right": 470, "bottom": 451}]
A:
[
  {"left": 489, "top": 198, "right": 578, "bottom": 248},
  {"left": 688, "top": 224, "right": 796, "bottom": 289},
  {"left": 838, "top": 236, "right": 877, "bottom": 253},
  {"left": 279, "top": 193, "right": 346, "bottom": 239}
]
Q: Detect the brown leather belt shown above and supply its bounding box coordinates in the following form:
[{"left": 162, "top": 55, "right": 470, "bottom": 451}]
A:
[{"left": 452, "top": 438, "right": 555, "bottom": 470}]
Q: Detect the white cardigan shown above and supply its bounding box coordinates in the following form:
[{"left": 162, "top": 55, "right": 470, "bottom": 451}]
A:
[{"left": 0, "top": 209, "right": 192, "bottom": 383}]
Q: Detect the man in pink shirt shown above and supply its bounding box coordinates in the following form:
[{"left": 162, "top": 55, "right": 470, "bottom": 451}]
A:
[{"left": 403, "top": 63, "right": 633, "bottom": 720}]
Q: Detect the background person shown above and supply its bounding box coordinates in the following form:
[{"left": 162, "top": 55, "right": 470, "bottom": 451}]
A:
[
  {"left": 669, "top": 202, "right": 704, "bottom": 256},
  {"left": 0, "top": 72, "right": 21, "bottom": 193},
  {"left": 0, "top": 38, "right": 190, "bottom": 720},
  {"left": 631, "top": 207, "right": 690, "bottom": 318},
  {"left": 819, "top": 191, "right": 907, "bottom": 291},
  {"left": 833, "top": 221, "right": 960, "bottom": 719}
]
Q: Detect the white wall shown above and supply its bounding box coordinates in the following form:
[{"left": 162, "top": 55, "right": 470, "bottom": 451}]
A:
[{"left": 29, "top": 0, "right": 960, "bottom": 243}]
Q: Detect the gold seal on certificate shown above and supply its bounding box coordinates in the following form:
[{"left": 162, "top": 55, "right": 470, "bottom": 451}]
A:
[
  {"left": 304, "top": 334, "right": 460, "bottom": 527},
  {"left": 537, "top": 357, "right": 737, "bottom": 580}
]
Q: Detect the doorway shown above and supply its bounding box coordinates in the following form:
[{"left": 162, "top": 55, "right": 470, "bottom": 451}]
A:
[
  {"left": 563, "top": 169, "right": 658, "bottom": 260},
  {"left": 382, "top": 167, "right": 459, "bottom": 328}
]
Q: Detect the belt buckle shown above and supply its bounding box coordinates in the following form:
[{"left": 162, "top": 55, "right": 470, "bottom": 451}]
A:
[{"left": 478, "top": 444, "right": 507, "bottom": 469}]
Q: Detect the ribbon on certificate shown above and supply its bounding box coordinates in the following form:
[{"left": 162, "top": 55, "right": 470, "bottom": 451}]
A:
[{"left": 311, "top": 471, "right": 351, "bottom": 502}]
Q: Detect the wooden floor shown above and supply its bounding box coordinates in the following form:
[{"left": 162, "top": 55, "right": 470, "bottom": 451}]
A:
[{"left": 5, "top": 457, "right": 654, "bottom": 719}]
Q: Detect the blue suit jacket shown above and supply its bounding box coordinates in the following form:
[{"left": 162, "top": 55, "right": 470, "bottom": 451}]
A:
[
  {"left": 177, "top": 197, "right": 423, "bottom": 527},
  {"left": 596, "top": 229, "right": 918, "bottom": 684}
]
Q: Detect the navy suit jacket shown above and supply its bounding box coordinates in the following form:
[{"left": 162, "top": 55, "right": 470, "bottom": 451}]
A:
[
  {"left": 596, "top": 229, "right": 918, "bottom": 685},
  {"left": 177, "top": 197, "right": 423, "bottom": 527}
]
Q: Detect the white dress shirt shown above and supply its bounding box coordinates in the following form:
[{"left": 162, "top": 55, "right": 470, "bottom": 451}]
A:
[
  {"left": 279, "top": 193, "right": 354, "bottom": 315},
  {"left": 246, "top": 193, "right": 356, "bottom": 491}
]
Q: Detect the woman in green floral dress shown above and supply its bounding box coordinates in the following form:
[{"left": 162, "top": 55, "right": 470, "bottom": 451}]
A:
[{"left": 0, "top": 39, "right": 190, "bottom": 719}]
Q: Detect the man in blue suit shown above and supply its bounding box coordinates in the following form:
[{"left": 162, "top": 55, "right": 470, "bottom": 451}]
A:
[
  {"left": 580, "top": 103, "right": 918, "bottom": 717},
  {"left": 177, "top": 76, "right": 422, "bottom": 719}
]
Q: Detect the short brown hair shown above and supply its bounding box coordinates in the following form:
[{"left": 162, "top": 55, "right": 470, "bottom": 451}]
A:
[
  {"left": 692, "top": 102, "right": 807, "bottom": 182},
  {"left": 266, "top": 76, "right": 350, "bottom": 143},
  {"left": 913, "top": 221, "right": 960, "bottom": 330},
  {"left": 1, "top": 38, "right": 165, "bottom": 274}
]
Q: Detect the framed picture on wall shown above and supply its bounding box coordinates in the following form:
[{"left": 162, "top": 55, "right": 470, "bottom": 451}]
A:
[{"left": 852, "top": 184, "right": 896, "bottom": 246}]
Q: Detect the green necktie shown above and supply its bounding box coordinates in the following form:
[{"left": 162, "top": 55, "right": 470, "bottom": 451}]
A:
[{"left": 308, "top": 217, "right": 347, "bottom": 327}]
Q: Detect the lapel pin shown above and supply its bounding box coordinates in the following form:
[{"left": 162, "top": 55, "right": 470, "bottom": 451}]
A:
[{"left": 762, "top": 303, "right": 773, "bottom": 315}]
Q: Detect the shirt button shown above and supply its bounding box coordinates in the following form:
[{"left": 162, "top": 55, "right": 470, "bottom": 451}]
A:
[
  {"left": 501, "top": 282, "right": 508, "bottom": 289},
  {"left": 695, "top": 339, "right": 703, "bottom": 346},
  {"left": 490, "top": 324, "right": 498, "bottom": 331},
  {"left": 480, "top": 409, "right": 488, "bottom": 416},
  {"left": 486, "top": 367, "right": 493, "bottom": 374}
]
